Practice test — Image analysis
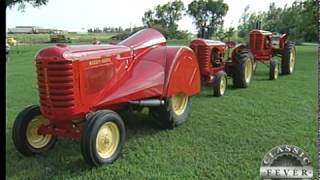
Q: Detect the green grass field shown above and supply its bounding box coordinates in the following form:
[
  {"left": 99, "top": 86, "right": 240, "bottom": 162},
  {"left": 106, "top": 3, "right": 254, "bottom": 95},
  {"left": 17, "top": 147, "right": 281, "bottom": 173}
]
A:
[{"left": 6, "top": 42, "right": 317, "bottom": 179}]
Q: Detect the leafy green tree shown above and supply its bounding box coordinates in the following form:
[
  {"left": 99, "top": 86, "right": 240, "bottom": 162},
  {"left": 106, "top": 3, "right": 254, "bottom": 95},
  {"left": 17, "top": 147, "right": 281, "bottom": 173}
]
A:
[
  {"left": 142, "top": 0, "right": 185, "bottom": 39},
  {"left": 88, "top": 28, "right": 93, "bottom": 33},
  {"left": 297, "top": 0, "right": 317, "bottom": 42},
  {"left": 237, "top": 5, "right": 250, "bottom": 39},
  {"left": 236, "top": 0, "right": 317, "bottom": 42},
  {"left": 187, "top": 0, "right": 228, "bottom": 38},
  {"left": 6, "top": 0, "right": 49, "bottom": 10},
  {"left": 262, "top": 3, "right": 283, "bottom": 32}
]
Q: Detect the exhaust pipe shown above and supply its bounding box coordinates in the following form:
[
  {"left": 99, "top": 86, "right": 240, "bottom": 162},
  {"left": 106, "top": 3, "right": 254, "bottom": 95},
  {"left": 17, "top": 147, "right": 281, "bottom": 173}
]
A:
[{"left": 128, "top": 99, "right": 165, "bottom": 107}]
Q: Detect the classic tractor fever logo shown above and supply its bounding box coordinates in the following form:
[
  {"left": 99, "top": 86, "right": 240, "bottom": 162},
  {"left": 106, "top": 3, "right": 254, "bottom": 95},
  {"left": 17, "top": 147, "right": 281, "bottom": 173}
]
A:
[{"left": 260, "top": 145, "right": 313, "bottom": 179}]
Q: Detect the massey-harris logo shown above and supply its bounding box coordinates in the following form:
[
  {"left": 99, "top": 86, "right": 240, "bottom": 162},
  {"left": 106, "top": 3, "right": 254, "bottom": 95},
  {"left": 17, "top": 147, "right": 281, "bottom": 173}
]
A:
[
  {"left": 88, "top": 57, "right": 111, "bottom": 66},
  {"left": 260, "top": 145, "right": 313, "bottom": 179}
]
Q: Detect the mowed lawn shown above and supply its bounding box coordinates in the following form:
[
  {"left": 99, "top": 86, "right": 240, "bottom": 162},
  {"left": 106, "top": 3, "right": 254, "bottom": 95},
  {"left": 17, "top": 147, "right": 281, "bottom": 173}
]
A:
[{"left": 6, "top": 42, "right": 317, "bottom": 179}]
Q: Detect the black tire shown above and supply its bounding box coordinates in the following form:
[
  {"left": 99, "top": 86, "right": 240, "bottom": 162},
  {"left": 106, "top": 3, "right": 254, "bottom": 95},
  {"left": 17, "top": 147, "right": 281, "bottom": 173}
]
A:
[
  {"left": 269, "top": 60, "right": 279, "bottom": 80},
  {"left": 149, "top": 93, "right": 192, "bottom": 129},
  {"left": 232, "top": 50, "right": 254, "bottom": 88},
  {"left": 213, "top": 71, "right": 227, "bottom": 97},
  {"left": 281, "top": 41, "right": 296, "bottom": 75},
  {"left": 12, "top": 105, "right": 57, "bottom": 156},
  {"left": 80, "top": 110, "right": 126, "bottom": 167}
]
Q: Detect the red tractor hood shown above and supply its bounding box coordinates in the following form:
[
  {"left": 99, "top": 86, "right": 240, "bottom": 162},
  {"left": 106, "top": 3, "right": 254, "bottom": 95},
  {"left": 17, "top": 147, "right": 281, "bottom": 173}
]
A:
[
  {"left": 36, "top": 44, "right": 131, "bottom": 61},
  {"left": 190, "top": 38, "right": 226, "bottom": 46},
  {"left": 36, "top": 28, "right": 166, "bottom": 61}
]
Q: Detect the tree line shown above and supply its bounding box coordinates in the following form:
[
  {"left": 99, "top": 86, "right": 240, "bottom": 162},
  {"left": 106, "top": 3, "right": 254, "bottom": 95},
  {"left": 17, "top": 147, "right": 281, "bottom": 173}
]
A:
[
  {"left": 142, "top": 0, "right": 229, "bottom": 39},
  {"left": 142, "top": 0, "right": 316, "bottom": 42},
  {"left": 7, "top": 0, "right": 317, "bottom": 42},
  {"left": 237, "top": 0, "right": 316, "bottom": 42}
]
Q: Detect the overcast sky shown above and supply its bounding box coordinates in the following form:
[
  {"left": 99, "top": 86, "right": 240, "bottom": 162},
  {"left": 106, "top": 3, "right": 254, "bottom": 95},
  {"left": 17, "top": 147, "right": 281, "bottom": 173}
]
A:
[{"left": 6, "top": 0, "right": 296, "bottom": 33}]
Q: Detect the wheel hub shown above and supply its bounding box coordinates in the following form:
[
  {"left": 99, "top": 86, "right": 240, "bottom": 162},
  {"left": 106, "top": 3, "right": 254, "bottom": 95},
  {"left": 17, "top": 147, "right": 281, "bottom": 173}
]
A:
[
  {"left": 244, "top": 59, "right": 253, "bottom": 83},
  {"left": 220, "top": 77, "right": 226, "bottom": 95},
  {"left": 96, "top": 122, "right": 119, "bottom": 159},
  {"left": 26, "top": 115, "right": 52, "bottom": 149},
  {"left": 275, "top": 65, "right": 279, "bottom": 79},
  {"left": 172, "top": 93, "right": 188, "bottom": 115},
  {"left": 289, "top": 49, "right": 295, "bottom": 73}
]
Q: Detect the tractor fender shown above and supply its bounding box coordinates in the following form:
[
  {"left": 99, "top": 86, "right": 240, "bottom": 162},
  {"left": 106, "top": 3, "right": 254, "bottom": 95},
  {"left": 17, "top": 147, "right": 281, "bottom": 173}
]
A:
[
  {"left": 163, "top": 47, "right": 200, "bottom": 97},
  {"left": 231, "top": 43, "right": 249, "bottom": 61},
  {"left": 279, "top": 34, "right": 287, "bottom": 49}
]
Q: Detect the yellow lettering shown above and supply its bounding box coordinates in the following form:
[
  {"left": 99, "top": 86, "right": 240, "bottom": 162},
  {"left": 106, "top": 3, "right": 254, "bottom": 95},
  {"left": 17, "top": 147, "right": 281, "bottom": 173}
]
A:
[{"left": 89, "top": 58, "right": 111, "bottom": 66}]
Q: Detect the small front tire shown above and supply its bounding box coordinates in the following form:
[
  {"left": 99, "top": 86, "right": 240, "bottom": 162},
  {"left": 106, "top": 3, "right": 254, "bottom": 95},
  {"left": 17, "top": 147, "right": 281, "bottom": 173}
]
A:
[
  {"left": 12, "top": 105, "right": 57, "bottom": 156},
  {"left": 269, "top": 60, "right": 279, "bottom": 80},
  {"left": 212, "top": 71, "right": 227, "bottom": 97},
  {"left": 80, "top": 110, "right": 126, "bottom": 167}
]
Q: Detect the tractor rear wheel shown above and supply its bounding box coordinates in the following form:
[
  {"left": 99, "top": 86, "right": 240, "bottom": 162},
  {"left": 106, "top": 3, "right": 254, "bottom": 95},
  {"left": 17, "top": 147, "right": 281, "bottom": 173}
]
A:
[
  {"left": 281, "top": 41, "right": 296, "bottom": 74},
  {"left": 80, "top": 110, "right": 126, "bottom": 167},
  {"left": 232, "top": 50, "right": 254, "bottom": 88},
  {"left": 269, "top": 60, "right": 279, "bottom": 80},
  {"left": 149, "top": 92, "right": 192, "bottom": 129},
  {"left": 212, "top": 71, "right": 227, "bottom": 97},
  {"left": 12, "top": 105, "right": 57, "bottom": 156}
]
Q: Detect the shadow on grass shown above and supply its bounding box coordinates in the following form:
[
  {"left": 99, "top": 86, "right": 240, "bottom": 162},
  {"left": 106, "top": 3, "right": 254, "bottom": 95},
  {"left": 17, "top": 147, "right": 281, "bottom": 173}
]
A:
[
  {"left": 252, "top": 70, "right": 270, "bottom": 81},
  {"left": 6, "top": 109, "right": 164, "bottom": 177}
]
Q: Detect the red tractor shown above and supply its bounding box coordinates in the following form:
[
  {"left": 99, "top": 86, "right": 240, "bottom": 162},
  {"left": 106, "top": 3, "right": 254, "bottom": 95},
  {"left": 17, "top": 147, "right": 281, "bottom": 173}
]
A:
[
  {"left": 11, "top": 28, "right": 255, "bottom": 166},
  {"left": 190, "top": 39, "right": 254, "bottom": 96},
  {"left": 12, "top": 29, "right": 201, "bottom": 166},
  {"left": 248, "top": 29, "right": 296, "bottom": 80}
]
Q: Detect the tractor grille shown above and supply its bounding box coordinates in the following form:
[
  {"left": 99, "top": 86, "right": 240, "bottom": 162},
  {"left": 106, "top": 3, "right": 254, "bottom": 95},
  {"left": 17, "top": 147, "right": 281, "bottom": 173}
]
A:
[
  {"left": 249, "top": 33, "right": 263, "bottom": 51},
  {"left": 36, "top": 60, "right": 75, "bottom": 115},
  {"left": 192, "top": 45, "right": 211, "bottom": 75}
]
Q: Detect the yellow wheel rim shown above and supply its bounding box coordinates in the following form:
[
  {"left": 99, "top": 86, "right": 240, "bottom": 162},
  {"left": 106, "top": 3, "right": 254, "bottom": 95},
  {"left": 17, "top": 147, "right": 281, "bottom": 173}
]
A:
[
  {"left": 172, "top": 93, "right": 188, "bottom": 116},
  {"left": 26, "top": 115, "right": 52, "bottom": 149},
  {"left": 96, "top": 122, "right": 120, "bottom": 159},
  {"left": 220, "top": 76, "right": 226, "bottom": 95},
  {"left": 274, "top": 64, "right": 279, "bottom": 79},
  {"left": 244, "top": 59, "right": 253, "bottom": 84},
  {"left": 289, "top": 49, "right": 295, "bottom": 73}
]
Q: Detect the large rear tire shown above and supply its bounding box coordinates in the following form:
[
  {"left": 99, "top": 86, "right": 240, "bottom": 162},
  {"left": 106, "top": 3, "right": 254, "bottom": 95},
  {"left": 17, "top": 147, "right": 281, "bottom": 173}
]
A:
[
  {"left": 232, "top": 50, "right": 254, "bottom": 88},
  {"left": 12, "top": 105, "right": 57, "bottom": 156},
  {"left": 80, "top": 110, "right": 126, "bottom": 167},
  {"left": 281, "top": 41, "right": 296, "bottom": 75},
  {"left": 149, "top": 92, "right": 192, "bottom": 129}
]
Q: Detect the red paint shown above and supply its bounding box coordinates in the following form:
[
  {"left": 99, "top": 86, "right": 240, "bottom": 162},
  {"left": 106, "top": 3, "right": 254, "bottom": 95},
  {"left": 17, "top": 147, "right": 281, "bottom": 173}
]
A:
[
  {"left": 190, "top": 38, "right": 227, "bottom": 85},
  {"left": 249, "top": 29, "right": 287, "bottom": 62},
  {"left": 35, "top": 28, "right": 200, "bottom": 137}
]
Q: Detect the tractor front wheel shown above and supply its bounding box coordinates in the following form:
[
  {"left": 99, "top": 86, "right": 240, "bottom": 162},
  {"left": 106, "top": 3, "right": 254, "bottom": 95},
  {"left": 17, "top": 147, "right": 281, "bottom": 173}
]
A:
[
  {"left": 232, "top": 50, "right": 254, "bottom": 88},
  {"left": 281, "top": 41, "right": 296, "bottom": 75},
  {"left": 269, "top": 60, "right": 279, "bottom": 80},
  {"left": 12, "top": 105, "right": 57, "bottom": 156},
  {"left": 212, "top": 71, "right": 227, "bottom": 97},
  {"left": 150, "top": 92, "right": 192, "bottom": 129},
  {"left": 80, "top": 110, "right": 125, "bottom": 167}
]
